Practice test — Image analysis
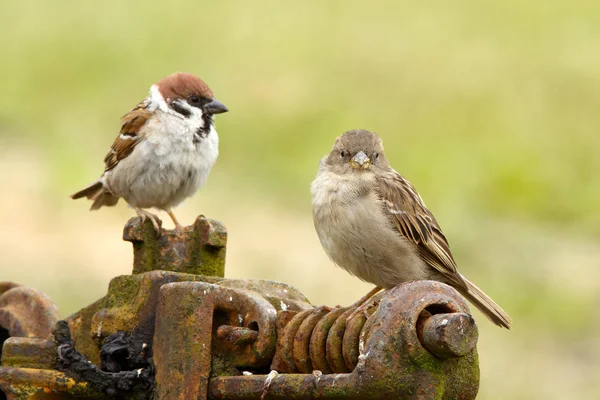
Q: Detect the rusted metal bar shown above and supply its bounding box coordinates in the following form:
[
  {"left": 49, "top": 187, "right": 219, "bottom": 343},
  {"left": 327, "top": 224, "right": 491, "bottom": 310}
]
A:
[
  {"left": 0, "top": 367, "right": 103, "bottom": 400},
  {"left": 0, "top": 338, "right": 56, "bottom": 370},
  {"left": 217, "top": 326, "right": 260, "bottom": 345}
]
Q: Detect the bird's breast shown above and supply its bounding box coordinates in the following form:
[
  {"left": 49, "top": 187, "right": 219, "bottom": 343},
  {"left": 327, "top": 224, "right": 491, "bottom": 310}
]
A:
[
  {"left": 106, "top": 121, "right": 219, "bottom": 209},
  {"left": 312, "top": 171, "right": 386, "bottom": 254},
  {"left": 311, "top": 170, "right": 427, "bottom": 288}
]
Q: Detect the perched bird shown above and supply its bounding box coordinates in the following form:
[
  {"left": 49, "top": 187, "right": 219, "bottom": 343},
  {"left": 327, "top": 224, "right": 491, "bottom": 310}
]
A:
[
  {"left": 71, "top": 72, "right": 228, "bottom": 230},
  {"left": 311, "top": 129, "right": 511, "bottom": 329}
]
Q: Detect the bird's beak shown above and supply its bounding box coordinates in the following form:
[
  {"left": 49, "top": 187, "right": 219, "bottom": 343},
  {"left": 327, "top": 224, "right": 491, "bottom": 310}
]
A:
[
  {"left": 204, "top": 98, "right": 229, "bottom": 114},
  {"left": 350, "top": 151, "right": 370, "bottom": 169}
]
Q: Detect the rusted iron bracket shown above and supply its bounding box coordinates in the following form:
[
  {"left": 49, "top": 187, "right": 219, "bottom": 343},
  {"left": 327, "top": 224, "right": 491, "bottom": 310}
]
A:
[
  {"left": 124, "top": 215, "right": 227, "bottom": 276},
  {"left": 0, "top": 215, "right": 480, "bottom": 399}
]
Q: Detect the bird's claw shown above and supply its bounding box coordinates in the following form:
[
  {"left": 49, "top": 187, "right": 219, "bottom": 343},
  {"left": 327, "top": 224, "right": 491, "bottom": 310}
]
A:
[{"left": 136, "top": 209, "right": 161, "bottom": 237}]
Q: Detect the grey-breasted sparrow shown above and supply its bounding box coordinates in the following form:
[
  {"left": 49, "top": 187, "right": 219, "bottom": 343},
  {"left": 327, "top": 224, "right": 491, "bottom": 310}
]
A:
[
  {"left": 71, "top": 72, "right": 228, "bottom": 230},
  {"left": 311, "top": 129, "right": 511, "bottom": 329}
]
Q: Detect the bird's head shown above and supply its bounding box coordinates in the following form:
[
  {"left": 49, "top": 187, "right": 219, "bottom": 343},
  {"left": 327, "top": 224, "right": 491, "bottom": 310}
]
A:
[
  {"left": 324, "top": 129, "right": 388, "bottom": 175},
  {"left": 150, "top": 72, "right": 228, "bottom": 137}
]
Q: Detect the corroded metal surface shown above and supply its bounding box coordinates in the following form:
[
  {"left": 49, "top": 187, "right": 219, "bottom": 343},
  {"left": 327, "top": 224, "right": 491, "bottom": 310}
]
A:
[
  {"left": 53, "top": 321, "right": 153, "bottom": 399},
  {"left": 0, "top": 284, "right": 21, "bottom": 297},
  {"left": 1, "top": 338, "right": 56, "bottom": 370},
  {"left": 268, "top": 285, "right": 478, "bottom": 376},
  {"left": 209, "top": 281, "right": 479, "bottom": 400},
  {"left": 0, "top": 285, "right": 60, "bottom": 339},
  {"left": 309, "top": 307, "right": 348, "bottom": 374},
  {"left": 153, "top": 281, "right": 309, "bottom": 399},
  {"left": 0, "top": 287, "right": 61, "bottom": 400},
  {"left": 325, "top": 308, "right": 353, "bottom": 373},
  {"left": 419, "top": 312, "right": 478, "bottom": 359},
  {"left": 293, "top": 306, "right": 330, "bottom": 374},
  {"left": 149, "top": 279, "right": 479, "bottom": 399},
  {"left": 278, "top": 309, "right": 313, "bottom": 373},
  {"left": 0, "top": 216, "right": 480, "bottom": 400},
  {"left": 67, "top": 270, "right": 220, "bottom": 366},
  {"left": 65, "top": 271, "right": 311, "bottom": 368},
  {"left": 123, "top": 215, "right": 227, "bottom": 276},
  {"left": 0, "top": 367, "right": 103, "bottom": 400}
]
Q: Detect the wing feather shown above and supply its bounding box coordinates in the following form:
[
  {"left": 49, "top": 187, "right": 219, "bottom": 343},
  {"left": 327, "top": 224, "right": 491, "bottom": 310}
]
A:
[
  {"left": 103, "top": 101, "right": 152, "bottom": 172},
  {"left": 377, "top": 170, "right": 467, "bottom": 289}
]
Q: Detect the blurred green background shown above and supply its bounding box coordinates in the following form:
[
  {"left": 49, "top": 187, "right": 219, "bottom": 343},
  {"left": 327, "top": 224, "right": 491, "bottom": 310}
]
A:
[{"left": 1, "top": 1, "right": 599, "bottom": 398}]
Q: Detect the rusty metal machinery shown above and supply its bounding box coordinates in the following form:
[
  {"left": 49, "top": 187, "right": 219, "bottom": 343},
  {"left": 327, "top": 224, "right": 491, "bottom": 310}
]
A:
[{"left": 0, "top": 215, "right": 480, "bottom": 399}]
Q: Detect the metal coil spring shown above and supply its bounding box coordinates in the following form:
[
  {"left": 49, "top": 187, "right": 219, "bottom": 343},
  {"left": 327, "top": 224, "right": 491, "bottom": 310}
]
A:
[{"left": 271, "top": 303, "right": 378, "bottom": 374}]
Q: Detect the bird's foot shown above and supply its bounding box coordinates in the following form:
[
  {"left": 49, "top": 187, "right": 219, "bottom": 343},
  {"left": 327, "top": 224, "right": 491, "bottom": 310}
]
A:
[
  {"left": 135, "top": 208, "right": 161, "bottom": 235},
  {"left": 166, "top": 209, "right": 184, "bottom": 231}
]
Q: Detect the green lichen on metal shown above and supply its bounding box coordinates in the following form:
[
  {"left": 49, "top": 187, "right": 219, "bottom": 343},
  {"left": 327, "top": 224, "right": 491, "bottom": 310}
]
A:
[
  {"left": 192, "top": 242, "right": 225, "bottom": 277},
  {"left": 124, "top": 215, "right": 227, "bottom": 277},
  {"left": 187, "top": 217, "right": 226, "bottom": 277},
  {"left": 410, "top": 347, "right": 445, "bottom": 374},
  {"left": 66, "top": 271, "right": 222, "bottom": 365},
  {"left": 128, "top": 217, "right": 162, "bottom": 274},
  {"left": 441, "top": 351, "right": 480, "bottom": 399},
  {"left": 67, "top": 298, "right": 105, "bottom": 365},
  {"left": 0, "top": 381, "right": 41, "bottom": 400},
  {"left": 0, "top": 367, "right": 106, "bottom": 400},
  {"left": 102, "top": 275, "right": 142, "bottom": 309},
  {"left": 210, "top": 356, "right": 240, "bottom": 377}
]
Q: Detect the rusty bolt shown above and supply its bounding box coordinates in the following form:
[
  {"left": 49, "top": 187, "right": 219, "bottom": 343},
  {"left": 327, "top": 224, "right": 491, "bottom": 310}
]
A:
[
  {"left": 419, "top": 313, "right": 478, "bottom": 359},
  {"left": 217, "top": 326, "right": 259, "bottom": 346}
]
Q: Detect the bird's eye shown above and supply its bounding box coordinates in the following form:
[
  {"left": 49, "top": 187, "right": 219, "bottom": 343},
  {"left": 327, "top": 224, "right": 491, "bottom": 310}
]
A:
[
  {"left": 188, "top": 95, "right": 201, "bottom": 105},
  {"left": 340, "top": 150, "right": 346, "bottom": 158},
  {"left": 373, "top": 152, "right": 379, "bottom": 160}
]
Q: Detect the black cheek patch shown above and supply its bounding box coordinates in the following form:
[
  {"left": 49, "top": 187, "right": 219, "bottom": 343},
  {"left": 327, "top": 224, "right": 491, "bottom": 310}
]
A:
[
  {"left": 171, "top": 102, "right": 192, "bottom": 118},
  {"left": 193, "top": 114, "right": 214, "bottom": 143}
]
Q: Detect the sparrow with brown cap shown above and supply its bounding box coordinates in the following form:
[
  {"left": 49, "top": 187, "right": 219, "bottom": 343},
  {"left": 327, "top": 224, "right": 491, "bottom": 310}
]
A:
[
  {"left": 71, "top": 72, "right": 228, "bottom": 230},
  {"left": 311, "top": 129, "right": 511, "bottom": 329}
]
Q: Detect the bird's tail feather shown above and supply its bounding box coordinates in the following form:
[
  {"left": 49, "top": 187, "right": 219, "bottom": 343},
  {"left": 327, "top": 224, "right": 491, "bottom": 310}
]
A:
[
  {"left": 71, "top": 181, "right": 103, "bottom": 200},
  {"left": 457, "top": 275, "right": 512, "bottom": 329},
  {"left": 71, "top": 181, "right": 119, "bottom": 210}
]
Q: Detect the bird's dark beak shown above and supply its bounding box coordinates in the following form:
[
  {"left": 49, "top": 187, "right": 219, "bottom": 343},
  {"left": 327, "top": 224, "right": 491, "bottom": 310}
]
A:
[
  {"left": 204, "top": 98, "right": 228, "bottom": 114},
  {"left": 350, "top": 151, "right": 370, "bottom": 169}
]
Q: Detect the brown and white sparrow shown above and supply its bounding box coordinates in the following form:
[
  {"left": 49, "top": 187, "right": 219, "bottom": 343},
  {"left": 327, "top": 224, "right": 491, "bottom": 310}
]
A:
[
  {"left": 311, "top": 129, "right": 511, "bottom": 329},
  {"left": 71, "top": 72, "right": 228, "bottom": 230}
]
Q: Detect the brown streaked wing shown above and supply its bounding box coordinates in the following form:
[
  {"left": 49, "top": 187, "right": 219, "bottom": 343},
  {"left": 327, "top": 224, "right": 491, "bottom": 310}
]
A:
[
  {"left": 103, "top": 102, "right": 152, "bottom": 172},
  {"left": 376, "top": 170, "right": 467, "bottom": 289}
]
